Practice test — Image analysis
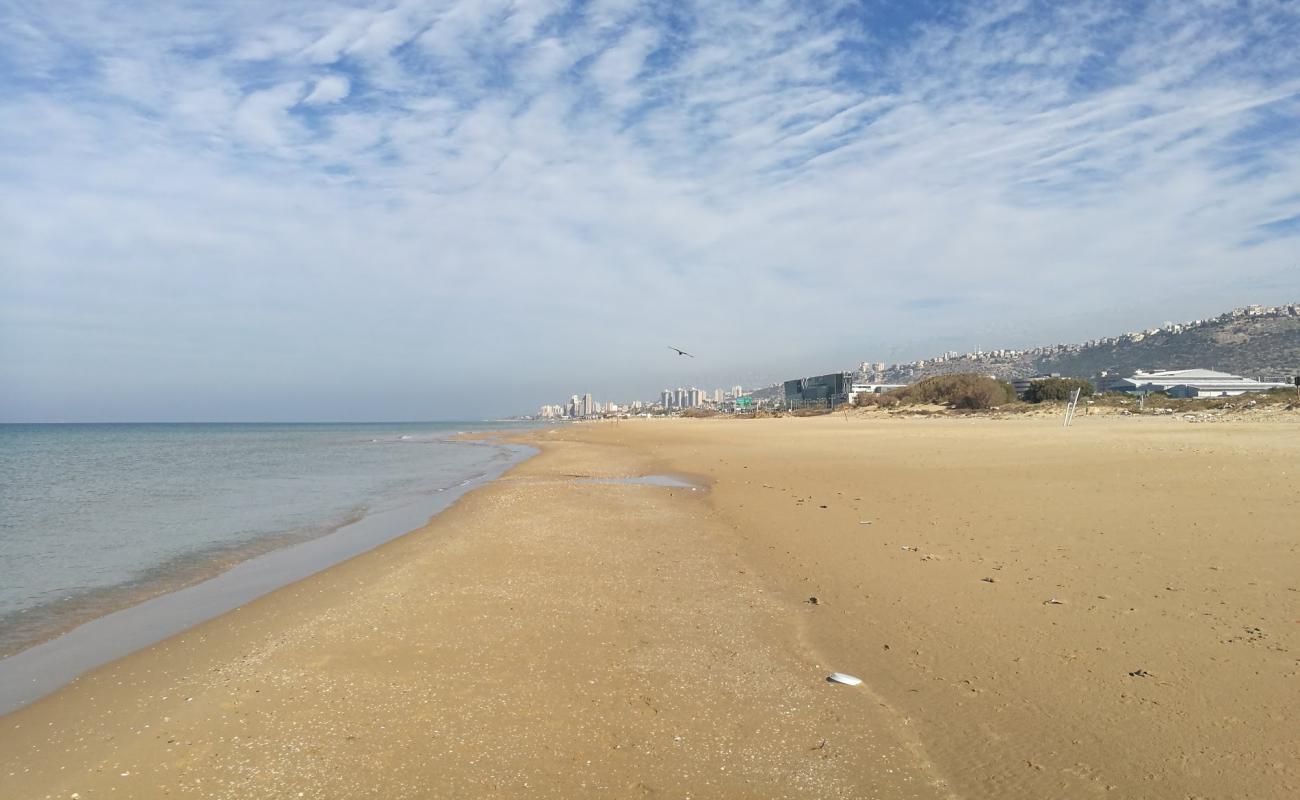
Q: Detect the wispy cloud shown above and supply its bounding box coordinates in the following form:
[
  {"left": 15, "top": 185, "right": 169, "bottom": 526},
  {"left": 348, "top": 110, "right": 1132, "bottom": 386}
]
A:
[
  {"left": 1, "top": 0, "right": 1298, "bottom": 420},
  {"left": 303, "top": 74, "right": 351, "bottom": 105}
]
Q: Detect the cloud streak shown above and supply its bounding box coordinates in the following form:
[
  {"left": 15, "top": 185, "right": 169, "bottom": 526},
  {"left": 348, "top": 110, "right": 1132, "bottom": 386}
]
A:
[
  {"left": 303, "top": 74, "right": 351, "bottom": 105},
  {"left": 1, "top": 0, "right": 1298, "bottom": 420}
]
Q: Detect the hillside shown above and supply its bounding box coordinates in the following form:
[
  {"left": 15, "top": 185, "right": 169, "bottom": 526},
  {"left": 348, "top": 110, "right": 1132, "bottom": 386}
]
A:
[{"left": 868, "top": 303, "right": 1300, "bottom": 384}]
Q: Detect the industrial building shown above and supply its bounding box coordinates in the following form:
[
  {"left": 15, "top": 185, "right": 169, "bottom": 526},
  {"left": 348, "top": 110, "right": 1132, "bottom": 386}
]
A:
[{"left": 1102, "top": 369, "right": 1292, "bottom": 397}]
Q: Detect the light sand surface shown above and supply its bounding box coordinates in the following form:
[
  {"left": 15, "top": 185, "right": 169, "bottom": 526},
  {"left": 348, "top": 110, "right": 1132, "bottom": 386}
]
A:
[{"left": 2, "top": 416, "right": 1297, "bottom": 799}]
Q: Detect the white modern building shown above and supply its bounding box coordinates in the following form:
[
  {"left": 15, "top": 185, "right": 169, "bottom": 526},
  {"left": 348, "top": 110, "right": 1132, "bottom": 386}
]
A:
[
  {"left": 849, "top": 383, "right": 908, "bottom": 404},
  {"left": 1105, "top": 369, "right": 1292, "bottom": 398}
]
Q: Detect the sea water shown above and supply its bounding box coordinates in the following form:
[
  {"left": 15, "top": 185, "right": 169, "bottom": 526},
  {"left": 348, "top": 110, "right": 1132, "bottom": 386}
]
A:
[{"left": 0, "top": 422, "right": 539, "bottom": 659}]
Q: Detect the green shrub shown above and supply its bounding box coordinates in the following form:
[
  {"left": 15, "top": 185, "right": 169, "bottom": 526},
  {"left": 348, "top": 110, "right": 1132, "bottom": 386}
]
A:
[
  {"left": 887, "top": 374, "right": 1016, "bottom": 410},
  {"left": 1024, "top": 377, "right": 1094, "bottom": 403},
  {"left": 853, "top": 392, "right": 899, "bottom": 408},
  {"left": 874, "top": 393, "right": 900, "bottom": 408}
]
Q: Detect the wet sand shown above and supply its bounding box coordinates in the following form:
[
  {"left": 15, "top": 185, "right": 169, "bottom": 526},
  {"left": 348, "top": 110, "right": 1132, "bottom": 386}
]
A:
[
  {"left": 0, "top": 443, "right": 531, "bottom": 716},
  {"left": 2, "top": 416, "right": 1297, "bottom": 798}
]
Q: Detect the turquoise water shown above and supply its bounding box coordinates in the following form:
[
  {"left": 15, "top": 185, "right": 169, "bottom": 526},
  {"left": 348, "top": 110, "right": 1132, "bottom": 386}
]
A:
[{"left": 0, "top": 422, "right": 540, "bottom": 656}]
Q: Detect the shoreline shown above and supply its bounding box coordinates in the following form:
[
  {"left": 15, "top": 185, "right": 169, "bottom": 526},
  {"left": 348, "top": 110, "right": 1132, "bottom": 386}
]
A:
[
  {"left": 2, "top": 416, "right": 1296, "bottom": 798},
  {"left": 0, "top": 421, "right": 553, "bottom": 662},
  {"left": 0, "top": 440, "right": 536, "bottom": 715},
  {"left": 0, "top": 514, "right": 363, "bottom": 661}
]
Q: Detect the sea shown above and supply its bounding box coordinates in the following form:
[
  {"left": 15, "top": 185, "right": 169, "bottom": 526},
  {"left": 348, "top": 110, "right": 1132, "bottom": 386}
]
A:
[{"left": 0, "top": 422, "right": 541, "bottom": 662}]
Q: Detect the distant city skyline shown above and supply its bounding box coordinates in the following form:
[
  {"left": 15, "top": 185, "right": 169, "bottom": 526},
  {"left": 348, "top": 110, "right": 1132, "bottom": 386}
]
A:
[
  {"left": 542, "top": 384, "right": 746, "bottom": 419},
  {"left": 2, "top": 2, "right": 1298, "bottom": 421}
]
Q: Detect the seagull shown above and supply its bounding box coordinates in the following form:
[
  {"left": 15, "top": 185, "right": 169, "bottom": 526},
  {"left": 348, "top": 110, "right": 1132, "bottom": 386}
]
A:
[{"left": 668, "top": 346, "right": 696, "bottom": 358}]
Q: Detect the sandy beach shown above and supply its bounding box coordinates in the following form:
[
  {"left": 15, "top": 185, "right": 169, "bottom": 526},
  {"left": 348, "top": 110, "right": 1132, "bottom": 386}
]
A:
[{"left": 3, "top": 415, "right": 1297, "bottom": 799}]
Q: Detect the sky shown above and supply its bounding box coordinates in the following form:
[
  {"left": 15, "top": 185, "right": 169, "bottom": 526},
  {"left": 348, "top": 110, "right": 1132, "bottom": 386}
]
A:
[{"left": 2, "top": 0, "right": 1298, "bottom": 421}]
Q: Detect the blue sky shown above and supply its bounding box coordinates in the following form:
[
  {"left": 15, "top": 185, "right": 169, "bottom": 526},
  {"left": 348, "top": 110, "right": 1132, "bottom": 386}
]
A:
[{"left": 2, "top": 0, "right": 1298, "bottom": 421}]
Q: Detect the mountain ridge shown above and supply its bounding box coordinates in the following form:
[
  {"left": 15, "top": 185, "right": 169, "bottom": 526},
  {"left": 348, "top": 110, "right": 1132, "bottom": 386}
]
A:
[{"left": 862, "top": 302, "right": 1300, "bottom": 384}]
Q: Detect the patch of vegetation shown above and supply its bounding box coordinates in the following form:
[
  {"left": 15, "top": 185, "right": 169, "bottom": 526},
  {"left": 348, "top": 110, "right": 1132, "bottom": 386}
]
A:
[
  {"left": 854, "top": 393, "right": 900, "bottom": 408},
  {"left": 791, "top": 405, "right": 832, "bottom": 417},
  {"left": 1023, "top": 377, "right": 1094, "bottom": 403},
  {"left": 885, "top": 374, "right": 1017, "bottom": 410},
  {"left": 1157, "top": 388, "right": 1298, "bottom": 411},
  {"left": 680, "top": 407, "right": 719, "bottom": 418}
]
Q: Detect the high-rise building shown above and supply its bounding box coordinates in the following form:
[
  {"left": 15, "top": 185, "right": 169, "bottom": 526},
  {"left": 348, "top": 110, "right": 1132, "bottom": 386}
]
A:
[
  {"left": 674, "top": 388, "right": 685, "bottom": 408},
  {"left": 713, "top": 388, "right": 723, "bottom": 402},
  {"left": 661, "top": 389, "right": 672, "bottom": 408},
  {"left": 731, "top": 385, "right": 743, "bottom": 397},
  {"left": 583, "top": 393, "right": 594, "bottom": 417}
]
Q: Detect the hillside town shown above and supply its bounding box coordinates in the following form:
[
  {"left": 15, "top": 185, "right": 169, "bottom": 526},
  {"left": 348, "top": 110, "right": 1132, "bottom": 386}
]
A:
[{"left": 863, "top": 303, "right": 1300, "bottom": 384}]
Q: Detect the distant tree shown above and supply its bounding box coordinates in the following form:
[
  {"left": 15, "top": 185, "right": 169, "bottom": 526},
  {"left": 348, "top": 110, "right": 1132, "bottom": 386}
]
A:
[{"left": 1023, "top": 377, "right": 1095, "bottom": 403}]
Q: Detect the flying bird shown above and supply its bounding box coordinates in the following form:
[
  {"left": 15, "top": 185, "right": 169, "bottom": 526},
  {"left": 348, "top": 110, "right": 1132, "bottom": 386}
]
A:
[{"left": 668, "top": 346, "right": 695, "bottom": 358}]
